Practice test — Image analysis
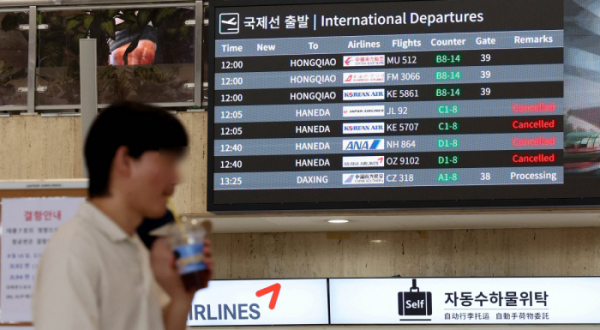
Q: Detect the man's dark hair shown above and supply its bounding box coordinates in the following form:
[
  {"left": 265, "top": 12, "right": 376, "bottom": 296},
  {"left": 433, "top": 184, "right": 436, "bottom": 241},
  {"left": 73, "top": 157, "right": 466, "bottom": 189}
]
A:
[{"left": 84, "top": 102, "right": 188, "bottom": 198}]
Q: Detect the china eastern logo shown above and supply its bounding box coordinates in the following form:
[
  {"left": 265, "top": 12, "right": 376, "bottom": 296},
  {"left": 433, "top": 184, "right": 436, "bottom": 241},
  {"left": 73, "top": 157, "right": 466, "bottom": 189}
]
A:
[
  {"left": 399, "top": 279, "right": 432, "bottom": 320},
  {"left": 343, "top": 55, "right": 385, "bottom": 67},
  {"left": 189, "top": 283, "right": 281, "bottom": 321}
]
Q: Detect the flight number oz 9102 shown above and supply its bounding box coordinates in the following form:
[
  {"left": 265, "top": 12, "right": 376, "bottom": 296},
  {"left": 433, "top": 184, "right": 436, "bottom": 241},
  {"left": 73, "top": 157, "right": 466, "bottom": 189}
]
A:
[{"left": 386, "top": 156, "right": 420, "bottom": 166}]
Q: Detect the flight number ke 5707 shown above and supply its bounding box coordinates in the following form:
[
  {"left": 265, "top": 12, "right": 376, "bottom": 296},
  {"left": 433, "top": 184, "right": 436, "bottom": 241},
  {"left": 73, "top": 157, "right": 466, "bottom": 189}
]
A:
[{"left": 387, "top": 122, "right": 419, "bottom": 132}]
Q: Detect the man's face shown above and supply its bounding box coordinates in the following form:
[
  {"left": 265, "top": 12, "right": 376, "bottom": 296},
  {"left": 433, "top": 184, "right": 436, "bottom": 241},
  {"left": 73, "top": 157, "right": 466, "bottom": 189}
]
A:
[{"left": 125, "top": 150, "right": 182, "bottom": 218}]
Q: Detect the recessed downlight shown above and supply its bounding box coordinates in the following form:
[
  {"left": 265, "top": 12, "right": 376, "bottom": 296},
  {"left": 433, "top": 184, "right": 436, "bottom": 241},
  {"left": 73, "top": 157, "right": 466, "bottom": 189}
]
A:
[
  {"left": 370, "top": 240, "right": 387, "bottom": 243},
  {"left": 327, "top": 219, "right": 349, "bottom": 224}
]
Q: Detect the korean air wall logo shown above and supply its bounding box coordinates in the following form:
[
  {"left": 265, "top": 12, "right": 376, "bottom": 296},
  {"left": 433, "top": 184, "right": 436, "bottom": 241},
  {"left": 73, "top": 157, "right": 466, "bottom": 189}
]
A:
[
  {"left": 342, "top": 173, "right": 385, "bottom": 184},
  {"left": 399, "top": 279, "right": 432, "bottom": 320},
  {"left": 343, "top": 55, "right": 385, "bottom": 67},
  {"left": 343, "top": 89, "right": 385, "bottom": 101},
  {"left": 343, "top": 139, "right": 384, "bottom": 151},
  {"left": 219, "top": 13, "right": 240, "bottom": 34},
  {"left": 343, "top": 123, "right": 385, "bottom": 134}
]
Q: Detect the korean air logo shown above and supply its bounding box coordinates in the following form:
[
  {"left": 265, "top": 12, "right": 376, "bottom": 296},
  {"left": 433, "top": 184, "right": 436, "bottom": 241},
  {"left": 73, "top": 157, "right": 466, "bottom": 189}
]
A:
[
  {"left": 219, "top": 13, "right": 240, "bottom": 34},
  {"left": 343, "top": 123, "right": 385, "bottom": 134},
  {"left": 343, "top": 89, "right": 385, "bottom": 101},
  {"left": 343, "top": 139, "right": 385, "bottom": 151}
]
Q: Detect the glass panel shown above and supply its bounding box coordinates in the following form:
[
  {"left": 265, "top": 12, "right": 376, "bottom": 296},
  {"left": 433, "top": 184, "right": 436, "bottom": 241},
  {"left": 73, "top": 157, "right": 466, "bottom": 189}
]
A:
[
  {"left": 0, "top": 11, "right": 29, "bottom": 107},
  {"left": 36, "top": 10, "right": 84, "bottom": 106},
  {"left": 95, "top": 7, "right": 195, "bottom": 104}
]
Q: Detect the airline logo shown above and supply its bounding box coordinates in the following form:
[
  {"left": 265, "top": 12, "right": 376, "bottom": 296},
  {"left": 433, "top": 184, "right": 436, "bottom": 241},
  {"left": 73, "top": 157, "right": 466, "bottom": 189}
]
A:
[
  {"left": 343, "top": 105, "right": 385, "bottom": 117},
  {"left": 188, "top": 279, "right": 328, "bottom": 326},
  {"left": 343, "top": 139, "right": 385, "bottom": 151},
  {"left": 343, "top": 55, "right": 385, "bottom": 67},
  {"left": 343, "top": 72, "right": 385, "bottom": 84},
  {"left": 343, "top": 89, "right": 385, "bottom": 101},
  {"left": 343, "top": 173, "right": 385, "bottom": 185},
  {"left": 343, "top": 156, "right": 385, "bottom": 168},
  {"left": 343, "top": 123, "right": 385, "bottom": 134}
]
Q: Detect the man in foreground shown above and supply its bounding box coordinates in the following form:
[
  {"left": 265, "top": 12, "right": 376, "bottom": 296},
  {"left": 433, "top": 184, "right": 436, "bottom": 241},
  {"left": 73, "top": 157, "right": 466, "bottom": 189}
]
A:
[{"left": 33, "top": 102, "right": 213, "bottom": 330}]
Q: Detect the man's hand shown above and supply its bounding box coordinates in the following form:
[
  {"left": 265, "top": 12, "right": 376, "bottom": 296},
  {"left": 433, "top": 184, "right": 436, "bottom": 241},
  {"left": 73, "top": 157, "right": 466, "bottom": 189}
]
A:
[
  {"left": 151, "top": 237, "right": 214, "bottom": 330},
  {"left": 150, "top": 237, "right": 214, "bottom": 301}
]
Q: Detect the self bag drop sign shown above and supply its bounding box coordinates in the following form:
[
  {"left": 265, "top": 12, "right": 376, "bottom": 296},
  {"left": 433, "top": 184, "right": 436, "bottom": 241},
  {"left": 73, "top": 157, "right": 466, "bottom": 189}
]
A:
[
  {"left": 329, "top": 278, "right": 600, "bottom": 324},
  {"left": 187, "top": 279, "right": 328, "bottom": 326}
]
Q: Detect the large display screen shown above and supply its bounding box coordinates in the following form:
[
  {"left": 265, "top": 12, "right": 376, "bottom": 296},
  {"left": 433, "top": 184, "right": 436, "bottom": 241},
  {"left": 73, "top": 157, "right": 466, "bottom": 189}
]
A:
[{"left": 208, "top": 0, "right": 599, "bottom": 211}]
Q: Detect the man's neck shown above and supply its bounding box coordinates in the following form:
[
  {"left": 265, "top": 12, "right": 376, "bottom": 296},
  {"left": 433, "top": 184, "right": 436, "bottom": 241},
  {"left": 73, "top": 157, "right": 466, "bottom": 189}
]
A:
[{"left": 88, "top": 196, "right": 143, "bottom": 236}]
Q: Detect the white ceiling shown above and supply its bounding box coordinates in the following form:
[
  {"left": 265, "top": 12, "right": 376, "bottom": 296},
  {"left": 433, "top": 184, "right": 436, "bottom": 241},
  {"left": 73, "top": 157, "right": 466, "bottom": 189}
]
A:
[{"left": 189, "top": 209, "right": 600, "bottom": 233}]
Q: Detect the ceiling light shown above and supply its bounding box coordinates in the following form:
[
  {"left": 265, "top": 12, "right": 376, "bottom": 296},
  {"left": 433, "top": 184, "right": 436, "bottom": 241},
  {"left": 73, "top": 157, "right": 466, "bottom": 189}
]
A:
[
  {"left": 327, "top": 219, "right": 349, "bottom": 224},
  {"left": 370, "top": 240, "right": 387, "bottom": 243}
]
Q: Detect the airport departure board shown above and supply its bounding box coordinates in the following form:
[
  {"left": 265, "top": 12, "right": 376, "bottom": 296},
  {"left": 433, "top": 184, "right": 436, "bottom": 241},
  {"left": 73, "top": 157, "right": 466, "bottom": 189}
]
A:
[{"left": 207, "top": 0, "right": 584, "bottom": 212}]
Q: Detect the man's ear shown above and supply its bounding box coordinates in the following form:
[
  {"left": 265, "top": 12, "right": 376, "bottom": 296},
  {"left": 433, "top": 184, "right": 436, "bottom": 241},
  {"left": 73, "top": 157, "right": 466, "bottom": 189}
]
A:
[{"left": 112, "top": 146, "right": 132, "bottom": 178}]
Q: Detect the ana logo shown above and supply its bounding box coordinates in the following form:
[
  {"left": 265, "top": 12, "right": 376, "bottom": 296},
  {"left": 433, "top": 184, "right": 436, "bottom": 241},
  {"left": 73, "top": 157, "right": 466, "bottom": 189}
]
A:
[
  {"left": 342, "top": 173, "right": 385, "bottom": 184},
  {"left": 343, "top": 139, "right": 385, "bottom": 151},
  {"left": 343, "top": 105, "right": 385, "bottom": 117},
  {"left": 398, "top": 279, "right": 432, "bottom": 319},
  {"left": 343, "top": 89, "right": 385, "bottom": 101},
  {"left": 219, "top": 13, "right": 240, "bottom": 34},
  {"left": 343, "top": 72, "right": 385, "bottom": 84},
  {"left": 343, "top": 55, "right": 385, "bottom": 67},
  {"left": 342, "top": 156, "right": 385, "bottom": 168},
  {"left": 343, "top": 122, "right": 385, "bottom": 134}
]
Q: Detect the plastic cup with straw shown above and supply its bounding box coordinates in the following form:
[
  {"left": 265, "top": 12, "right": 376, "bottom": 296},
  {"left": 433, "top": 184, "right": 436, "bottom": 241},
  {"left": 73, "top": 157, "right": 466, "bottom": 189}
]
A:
[{"left": 167, "top": 198, "right": 212, "bottom": 291}]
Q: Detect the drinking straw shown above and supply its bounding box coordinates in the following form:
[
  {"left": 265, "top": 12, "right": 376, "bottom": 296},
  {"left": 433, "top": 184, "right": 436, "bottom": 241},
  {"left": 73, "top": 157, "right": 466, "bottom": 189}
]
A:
[{"left": 168, "top": 197, "right": 189, "bottom": 243}]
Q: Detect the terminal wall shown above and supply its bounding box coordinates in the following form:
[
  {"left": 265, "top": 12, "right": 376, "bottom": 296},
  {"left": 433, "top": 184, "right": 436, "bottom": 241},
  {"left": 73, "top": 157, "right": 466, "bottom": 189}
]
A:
[{"left": 2, "top": 113, "right": 598, "bottom": 280}]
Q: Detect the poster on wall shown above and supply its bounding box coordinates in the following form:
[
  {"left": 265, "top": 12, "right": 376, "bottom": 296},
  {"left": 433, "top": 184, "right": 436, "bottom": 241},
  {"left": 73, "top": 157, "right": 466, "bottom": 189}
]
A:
[
  {"left": 187, "top": 279, "right": 329, "bottom": 326},
  {"left": 0, "top": 197, "right": 84, "bottom": 322},
  {"left": 329, "top": 277, "right": 600, "bottom": 325}
]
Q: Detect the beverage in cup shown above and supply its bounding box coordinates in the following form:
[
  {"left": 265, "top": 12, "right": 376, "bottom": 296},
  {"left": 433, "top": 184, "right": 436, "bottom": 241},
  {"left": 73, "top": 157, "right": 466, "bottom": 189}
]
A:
[{"left": 166, "top": 219, "right": 212, "bottom": 291}]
